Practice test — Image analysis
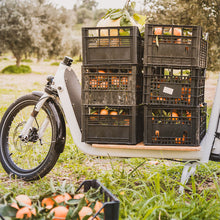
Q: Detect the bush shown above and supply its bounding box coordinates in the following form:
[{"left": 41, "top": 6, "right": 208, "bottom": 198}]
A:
[
  {"left": 50, "top": 62, "right": 60, "bottom": 66},
  {"left": 1, "top": 65, "right": 32, "bottom": 74}
]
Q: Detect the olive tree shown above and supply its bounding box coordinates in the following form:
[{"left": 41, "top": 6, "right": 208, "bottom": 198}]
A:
[{"left": 0, "top": 0, "right": 33, "bottom": 66}]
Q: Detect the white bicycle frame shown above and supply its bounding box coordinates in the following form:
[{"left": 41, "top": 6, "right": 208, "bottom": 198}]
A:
[{"left": 21, "top": 61, "right": 220, "bottom": 192}]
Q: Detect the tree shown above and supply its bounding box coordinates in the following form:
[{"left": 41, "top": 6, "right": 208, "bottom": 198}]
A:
[
  {"left": 0, "top": 0, "right": 79, "bottom": 63},
  {"left": 76, "top": 8, "right": 93, "bottom": 24},
  {"left": 0, "top": 0, "right": 33, "bottom": 66},
  {"left": 80, "top": 0, "right": 98, "bottom": 11}
]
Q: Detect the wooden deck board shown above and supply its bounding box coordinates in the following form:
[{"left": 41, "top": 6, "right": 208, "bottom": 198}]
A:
[{"left": 92, "top": 142, "right": 201, "bottom": 151}]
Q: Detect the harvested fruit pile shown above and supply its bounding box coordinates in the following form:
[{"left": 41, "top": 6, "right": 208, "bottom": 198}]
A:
[{"left": 0, "top": 180, "right": 110, "bottom": 220}]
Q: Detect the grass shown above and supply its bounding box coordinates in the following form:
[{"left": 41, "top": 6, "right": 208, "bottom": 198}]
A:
[
  {"left": 21, "top": 59, "right": 33, "bottom": 63},
  {"left": 50, "top": 61, "right": 60, "bottom": 66},
  {"left": 0, "top": 60, "right": 220, "bottom": 219}
]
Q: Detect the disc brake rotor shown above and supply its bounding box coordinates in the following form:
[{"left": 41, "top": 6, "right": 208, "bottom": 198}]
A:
[{"left": 12, "top": 122, "right": 39, "bottom": 152}]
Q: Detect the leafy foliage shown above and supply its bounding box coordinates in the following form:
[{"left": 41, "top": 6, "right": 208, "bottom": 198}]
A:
[{"left": 1, "top": 65, "right": 32, "bottom": 74}]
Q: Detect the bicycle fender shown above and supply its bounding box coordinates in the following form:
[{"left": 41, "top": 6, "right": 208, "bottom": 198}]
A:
[{"left": 32, "top": 92, "right": 66, "bottom": 153}]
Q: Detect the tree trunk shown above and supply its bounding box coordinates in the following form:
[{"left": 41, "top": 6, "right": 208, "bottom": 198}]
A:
[{"left": 16, "top": 57, "right": 21, "bottom": 67}]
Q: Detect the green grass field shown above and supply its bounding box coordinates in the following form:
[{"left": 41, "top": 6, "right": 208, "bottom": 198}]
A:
[{"left": 0, "top": 57, "right": 220, "bottom": 219}]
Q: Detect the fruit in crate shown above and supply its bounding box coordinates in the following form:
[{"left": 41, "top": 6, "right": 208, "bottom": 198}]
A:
[
  {"left": 50, "top": 206, "right": 69, "bottom": 220},
  {"left": 89, "top": 78, "right": 98, "bottom": 88},
  {"left": 154, "top": 27, "right": 162, "bottom": 35},
  {"left": 100, "top": 109, "right": 108, "bottom": 115},
  {"left": 16, "top": 207, "right": 34, "bottom": 219},
  {"left": 1, "top": 182, "right": 108, "bottom": 220},
  {"left": 171, "top": 112, "right": 179, "bottom": 121},
  {"left": 111, "top": 76, "right": 120, "bottom": 87}
]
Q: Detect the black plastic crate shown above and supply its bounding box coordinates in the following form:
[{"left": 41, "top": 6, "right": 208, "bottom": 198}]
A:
[
  {"left": 144, "top": 24, "right": 208, "bottom": 68},
  {"left": 82, "top": 26, "right": 143, "bottom": 65},
  {"left": 82, "top": 65, "right": 143, "bottom": 105},
  {"left": 144, "top": 103, "right": 207, "bottom": 146},
  {"left": 143, "top": 66, "right": 205, "bottom": 106},
  {"left": 82, "top": 105, "right": 143, "bottom": 144},
  {"left": 75, "top": 180, "right": 119, "bottom": 220}
]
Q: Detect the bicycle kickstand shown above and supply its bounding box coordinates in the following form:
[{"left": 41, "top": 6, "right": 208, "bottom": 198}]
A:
[{"left": 179, "top": 161, "right": 199, "bottom": 194}]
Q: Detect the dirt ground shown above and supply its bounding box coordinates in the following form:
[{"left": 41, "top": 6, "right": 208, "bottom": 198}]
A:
[
  {"left": 0, "top": 59, "right": 82, "bottom": 105},
  {"left": 205, "top": 71, "right": 219, "bottom": 107}
]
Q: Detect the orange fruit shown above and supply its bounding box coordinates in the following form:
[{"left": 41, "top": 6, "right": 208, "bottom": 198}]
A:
[
  {"left": 41, "top": 197, "right": 55, "bottom": 209},
  {"left": 15, "top": 195, "right": 32, "bottom": 206},
  {"left": 94, "top": 201, "right": 104, "bottom": 213},
  {"left": 111, "top": 76, "right": 119, "bottom": 86},
  {"left": 53, "top": 195, "right": 65, "bottom": 204},
  {"left": 175, "top": 38, "right": 181, "bottom": 44},
  {"left": 16, "top": 207, "right": 32, "bottom": 219},
  {"left": 173, "top": 27, "right": 182, "bottom": 36},
  {"left": 110, "top": 111, "right": 118, "bottom": 115},
  {"left": 53, "top": 193, "right": 72, "bottom": 204},
  {"left": 171, "top": 112, "right": 179, "bottom": 120},
  {"left": 121, "top": 77, "right": 128, "bottom": 86},
  {"left": 186, "top": 111, "right": 191, "bottom": 121},
  {"left": 31, "top": 208, "right": 36, "bottom": 216},
  {"left": 100, "top": 109, "right": 108, "bottom": 115},
  {"left": 11, "top": 202, "right": 19, "bottom": 209},
  {"left": 63, "top": 193, "right": 72, "bottom": 201},
  {"left": 90, "top": 79, "right": 98, "bottom": 88},
  {"left": 154, "top": 27, "right": 162, "bottom": 35},
  {"left": 175, "top": 137, "right": 181, "bottom": 144},
  {"left": 90, "top": 112, "right": 98, "bottom": 121},
  {"left": 98, "top": 70, "right": 106, "bottom": 73},
  {"left": 155, "top": 130, "right": 159, "bottom": 137},
  {"left": 99, "top": 81, "right": 108, "bottom": 89},
  {"left": 123, "top": 119, "right": 130, "bottom": 126},
  {"left": 73, "top": 193, "right": 85, "bottom": 200},
  {"left": 187, "top": 94, "right": 191, "bottom": 104},
  {"left": 78, "top": 206, "right": 93, "bottom": 220},
  {"left": 50, "top": 206, "right": 69, "bottom": 220},
  {"left": 73, "top": 193, "right": 90, "bottom": 204}
]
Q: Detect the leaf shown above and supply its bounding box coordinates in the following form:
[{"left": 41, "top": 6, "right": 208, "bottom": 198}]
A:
[
  {"left": 133, "top": 13, "right": 146, "bottom": 26},
  {"left": 109, "top": 10, "right": 123, "bottom": 20},
  {"left": 0, "top": 192, "right": 14, "bottom": 204},
  {"left": 82, "top": 215, "right": 93, "bottom": 220},
  {"left": 131, "top": 1, "right": 136, "bottom": 10},
  {"left": 65, "top": 199, "right": 80, "bottom": 207},
  {"left": 67, "top": 197, "right": 87, "bottom": 218},
  {"left": 120, "top": 14, "right": 132, "bottom": 27},
  {"left": 0, "top": 204, "right": 17, "bottom": 217},
  {"left": 156, "top": 35, "right": 159, "bottom": 47},
  {"left": 50, "top": 178, "right": 56, "bottom": 193}
]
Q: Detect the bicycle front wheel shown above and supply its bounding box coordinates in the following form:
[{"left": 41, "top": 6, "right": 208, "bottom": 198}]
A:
[{"left": 0, "top": 94, "right": 61, "bottom": 181}]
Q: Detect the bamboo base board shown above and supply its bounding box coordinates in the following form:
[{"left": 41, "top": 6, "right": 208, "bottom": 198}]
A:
[{"left": 92, "top": 142, "right": 201, "bottom": 151}]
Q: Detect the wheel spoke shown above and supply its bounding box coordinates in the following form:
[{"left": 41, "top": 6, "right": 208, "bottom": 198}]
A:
[{"left": 7, "top": 105, "right": 52, "bottom": 170}]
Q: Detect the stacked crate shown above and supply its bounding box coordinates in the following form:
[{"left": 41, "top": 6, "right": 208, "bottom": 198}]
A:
[
  {"left": 81, "top": 26, "right": 143, "bottom": 144},
  {"left": 143, "top": 24, "right": 208, "bottom": 146}
]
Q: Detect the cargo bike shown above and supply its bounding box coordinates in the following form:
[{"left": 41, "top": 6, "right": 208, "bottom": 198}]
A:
[{"left": 0, "top": 25, "right": 220, "bottom": 198}]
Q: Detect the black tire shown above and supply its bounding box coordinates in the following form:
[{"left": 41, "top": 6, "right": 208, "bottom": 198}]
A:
[{"left": 0, "top": 94, "right": 61, "bottom": 181}]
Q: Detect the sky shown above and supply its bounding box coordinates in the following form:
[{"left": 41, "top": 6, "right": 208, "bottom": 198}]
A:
[{"left": 47, "top": 0, "right": 137, "bottom": 10}]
